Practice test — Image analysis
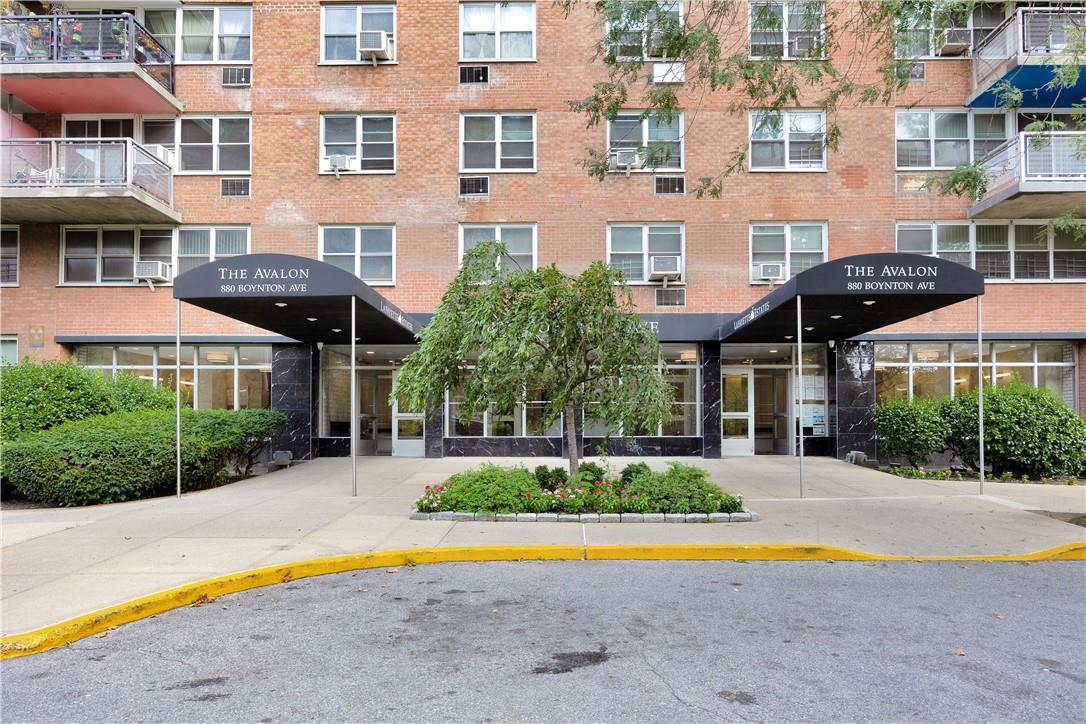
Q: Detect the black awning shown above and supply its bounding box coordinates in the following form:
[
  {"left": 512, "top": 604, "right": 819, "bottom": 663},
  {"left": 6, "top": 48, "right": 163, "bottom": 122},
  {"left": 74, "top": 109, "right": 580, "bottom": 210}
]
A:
[
  {"left": 720, "top": 253, "right": 985, "bottom": 343},
  {"left": 172, "top": 254, "right": 420, "bottom": 344}
]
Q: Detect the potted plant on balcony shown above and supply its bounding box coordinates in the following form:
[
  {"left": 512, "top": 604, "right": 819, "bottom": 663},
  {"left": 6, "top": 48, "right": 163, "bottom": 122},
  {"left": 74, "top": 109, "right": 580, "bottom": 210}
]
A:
[{"left": 102, "top": 14, "right": 127, "bottom": 59}]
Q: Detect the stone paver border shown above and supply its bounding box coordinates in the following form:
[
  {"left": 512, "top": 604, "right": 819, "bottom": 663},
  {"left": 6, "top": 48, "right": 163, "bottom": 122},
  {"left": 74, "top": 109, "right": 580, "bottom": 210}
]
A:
[{"left": 410, "top": 509, "right": 759, "bottom": 523}]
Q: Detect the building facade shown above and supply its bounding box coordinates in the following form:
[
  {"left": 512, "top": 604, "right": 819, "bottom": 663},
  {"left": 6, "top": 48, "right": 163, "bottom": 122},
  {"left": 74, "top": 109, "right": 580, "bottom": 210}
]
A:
[{"left": 1, "top": 0, "right": 1084, "bottom": 461}]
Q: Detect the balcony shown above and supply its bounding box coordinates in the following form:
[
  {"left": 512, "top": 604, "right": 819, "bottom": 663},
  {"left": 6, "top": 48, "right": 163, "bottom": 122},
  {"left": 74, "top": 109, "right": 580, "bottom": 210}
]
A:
[
  {"left": 970, "top": 132, "right": 1086, "bottom": 219},
  {"left": 0, "top": 138, "right": 179, "bottom": 224},
  {"left": 0, "top": 14, "right": 182, "bottom": 114},
  {"left": 969, "top": 8, "right": 1086, "bottom": 107}
]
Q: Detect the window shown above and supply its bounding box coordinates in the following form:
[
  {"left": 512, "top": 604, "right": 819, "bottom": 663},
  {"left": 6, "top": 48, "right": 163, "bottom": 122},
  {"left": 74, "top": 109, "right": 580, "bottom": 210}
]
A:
[
  {"left": 460, "top": 113, "right": 536, "bottom": 172},
  {"left": 144, "top": 7, "right": 252, "bottom": 62},
  {"left": 896, "top": 221, "right": 1086, "bottom": 281},
  {"left": 321, "top": 4, "right": 396, "bottom": 63},
  {"left": 446, "top": 371, "right": 563, "bottom": 438},
  {"left": 460, "top": 2, "right": 535, "bottom": 61},
  {"left": 750, "top": 223, "right": 826, "bottom": 281},
  {"left": 583, "top": 345, "right": 700, "bottom": 437},
  {"left": 0, "top": 337, "right": 16, "bottom": 366},
  {"left": 895, "top": 109, "right": 1008, "bottom": 168},
  {"left": 875, "top": 342, "right": 1077, "bottom": 409},
  {"left": 460, "top": 224, "right": 536, "bottom": 271},
  {"left": 609, "top": 0, "right": 681, "bottom": 60},
  {"left": 894, "top": 2, "right": 1007, "bottom": 58},
  {"left": 608, "top": 112, "right": 683, "bottom": 170},
  {"left": 178, "top": 116, "right": 251, "bottom": 174},
  {"left": 176, "top": 227, "right": 249, "bottom": 275},
  {"left": 607, "top": 224, "right": 683, "bottom": 283},
  {"left": 320, "top": 226, "right": 395, "bottom": 284},
  {"left": 74, "top": 344, "right": 271, "bottom": 410},
  {"left": 749, "top": 1, "right": 824, "bottom": 59},
  {"left": 60, "top": 227, "right": 175, "bottom": 284},
  {"left": 1, "top": 227, "right": 17, "bottom": 285},
  {"left": 749, "top": 110, "right": 825, "bottom": 170},
  {"left": 320, "top": 114, "right": 395, "bottom": 173}
]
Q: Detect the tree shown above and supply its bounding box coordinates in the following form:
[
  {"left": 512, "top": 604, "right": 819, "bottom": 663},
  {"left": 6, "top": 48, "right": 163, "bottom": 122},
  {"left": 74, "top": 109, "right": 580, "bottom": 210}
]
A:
[{"left": 392, "top": 242, "right": 673, "bottom": 475}]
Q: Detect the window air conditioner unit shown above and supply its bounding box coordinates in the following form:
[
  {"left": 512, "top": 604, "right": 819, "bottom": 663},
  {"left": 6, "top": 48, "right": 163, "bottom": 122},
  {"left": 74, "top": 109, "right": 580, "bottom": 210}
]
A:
[
  {"left": 790, "top": 36, "right": 817, "bottom": 56},
  {"left": 757, "top": 262, "right": 785, "bottom": 281},
  {"left": 609, "top": 148, "right": 641, "bottom": 174},
  {"left": 144, "top": 144, "right": 175, "bottom": 168},
  {"left": 221, "top": 66, "right": 251, "bottom": 87},
  {"left": 327, "top": 154, "right": 358, "bottom": 176},
  {"left": 359, "top": 30, "right": 390, "bottom": 65},
  {"left": 134, "top": 260, "right": 171, "bottom": 289},
  {"left": 938, "top": 28, "right": 970, "bottom": 56},
  {"left": 649, "top": 255, "right": 682, "bottom": 281},
  {"left": 459, "top": 175, "right": 490, "bottom": 197}
]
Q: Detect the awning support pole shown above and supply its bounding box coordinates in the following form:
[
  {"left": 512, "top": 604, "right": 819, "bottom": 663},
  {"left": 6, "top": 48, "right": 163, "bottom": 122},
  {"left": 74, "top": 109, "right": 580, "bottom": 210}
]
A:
[
  {"left": 351, "top": 296, "right": 358, "bottom": 497},
  {"left": 796, "top": 294, "right": 804, "bottom": 499},
  {"left": 175, "top": 298, "right": 181, "bottom": 500},
  {"left": 978, "top": 295, "right": 984, "bottom": 495}
]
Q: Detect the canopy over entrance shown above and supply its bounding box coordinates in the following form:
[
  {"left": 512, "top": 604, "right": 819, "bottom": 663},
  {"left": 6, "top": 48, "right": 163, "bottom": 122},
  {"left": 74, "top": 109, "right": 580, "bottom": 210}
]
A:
[
  {"left": 720, "top": 253, "right": 985, "bottom": 343},
  {"left": 172, "top": 253, "right": 419, "bottom": 344}
]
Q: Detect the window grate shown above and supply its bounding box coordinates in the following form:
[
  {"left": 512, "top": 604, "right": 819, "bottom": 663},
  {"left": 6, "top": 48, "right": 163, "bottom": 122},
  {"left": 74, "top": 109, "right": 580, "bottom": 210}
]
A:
[
  {"left": 907, "top": 62, "right": 925, "bottom": 82},
  {"left": 654, "top": 175, "right": 685, "bottom": 195},
  {"left": 459, "top": 176, "right": 490, "bottom": 197},
  {"left": 459, "top": 66, "right": 489, "bottom": 84},
  {"left": 221, "top": 67, "right": 252, "bottom": 87},
  {"left": 221, "top": 178, "right": 251, "bottom": 198},
  {"left": 655, "top": 288, "right": 685, "bottom": 307}
]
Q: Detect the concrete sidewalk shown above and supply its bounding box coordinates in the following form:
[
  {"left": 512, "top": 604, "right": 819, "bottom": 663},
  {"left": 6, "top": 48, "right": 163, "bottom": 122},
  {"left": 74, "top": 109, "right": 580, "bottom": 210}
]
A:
[{"left": 2, "top": 456, "right": 1084, "bottom": 635}]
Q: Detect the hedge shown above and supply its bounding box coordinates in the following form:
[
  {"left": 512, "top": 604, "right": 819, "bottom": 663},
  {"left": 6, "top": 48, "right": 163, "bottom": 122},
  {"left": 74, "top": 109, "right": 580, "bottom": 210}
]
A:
[
  {"left": 2, "top": 409, "right": 286, "bottom": 507},
  {"left": 874, "top": 398, "right": 950, "bottom": 468},
  {"left": 0, "top": 361, "right": 174, "bottom": 441}
]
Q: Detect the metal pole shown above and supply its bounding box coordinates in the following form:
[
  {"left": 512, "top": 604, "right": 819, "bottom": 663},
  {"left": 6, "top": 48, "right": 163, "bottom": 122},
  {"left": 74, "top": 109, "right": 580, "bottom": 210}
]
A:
[
  {"left": 796, "top": 295, "right": 804, "bottom": 499},
  {"left": 350, "top": 296, "right": 358, "bottom": 497},
  {"left": 978, "top": 295, "right": 984, "bottom": 495},
  {"left": 175, "top": 299, "right": 181, "bottom": 499}
]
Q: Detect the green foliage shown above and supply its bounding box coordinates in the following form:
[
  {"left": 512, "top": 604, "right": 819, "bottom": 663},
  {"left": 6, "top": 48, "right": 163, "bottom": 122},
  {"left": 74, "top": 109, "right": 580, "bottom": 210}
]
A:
[
  {"left": 943, "top": 384, "right": 1086, "bottom": 478},
  {"left": 875, "top": 398, "right": 950, "bottom": 468},
  {"left": 922, "top": 163, "right": 988, "bottom": 201},
  {"left": 393, "top": 242, "right": 673, "bottom": 476},
  {"left": 577, "top": 461, "right": 606, "bottom": 483},
  {"left": 107, "top": 371, "right": 177, "bottom": 413},
  {"left": 533, "top": 465, "right": 568, "bottom": 491},
  {"left": 180, "top": 408, "right": 288, "bottom": 478},
  {"left": 2, "top": 409, "right": 285, "bottom": 507},
  {"left": 414, "top": 462, "right": 741, "bottom": 515},
  {"left": 619, "top": 461, "right": 652, "bottom": 484}
]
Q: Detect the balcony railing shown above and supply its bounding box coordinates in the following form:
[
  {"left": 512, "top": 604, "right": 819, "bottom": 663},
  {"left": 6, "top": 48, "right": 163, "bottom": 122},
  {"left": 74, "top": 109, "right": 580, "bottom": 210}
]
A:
[
  {"left": 979, "top": 131, "right": 1086, "bottom": 193},
  {"left": 972, "top": 8, "right": 1085, "bottom": 93},
  {"left": 0, "top": 14, "right": 173, "bottom": 92},
  {"left": 1, "top": 137, "right": 173, "bottom": 208}
]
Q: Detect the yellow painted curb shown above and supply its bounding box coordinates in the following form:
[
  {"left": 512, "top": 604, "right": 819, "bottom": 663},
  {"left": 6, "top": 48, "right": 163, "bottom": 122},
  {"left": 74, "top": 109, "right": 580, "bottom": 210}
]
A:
[{"left": 1, "top": 542, "right": 1082, "bottom": 659}]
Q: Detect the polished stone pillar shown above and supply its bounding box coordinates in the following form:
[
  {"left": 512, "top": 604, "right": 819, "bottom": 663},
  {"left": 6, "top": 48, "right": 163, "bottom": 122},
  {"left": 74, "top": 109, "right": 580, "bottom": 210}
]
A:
[
  {"left": 700, "top": 341, "right": 721, "bottom": 458},
  {"left": 271, "top": 343, "right": 314, "bottom": 461},
  {"left": 835, "top": 340, "right": 877, "bottom": 459}
]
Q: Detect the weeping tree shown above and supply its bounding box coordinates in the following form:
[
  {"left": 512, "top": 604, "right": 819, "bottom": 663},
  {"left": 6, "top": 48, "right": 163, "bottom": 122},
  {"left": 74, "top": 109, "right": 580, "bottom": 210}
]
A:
[{"left": 392, "top": 242, "right": 673, "bottom": 475}]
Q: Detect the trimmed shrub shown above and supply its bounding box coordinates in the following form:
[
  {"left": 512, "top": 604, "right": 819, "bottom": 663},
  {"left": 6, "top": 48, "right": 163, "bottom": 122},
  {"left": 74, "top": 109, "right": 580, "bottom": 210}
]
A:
[
  {"left": 624, "top": 462, "right": 743, "bottom": 515},
  {"left": 2, "top": 409, "right": 286, "bottom": 507},
  {"left": 577, "top": 461, "right": 606, "bottom": 483},
  {"left": 107, "top": 371, "right": 177, "bottom": 413},
  {"left": 0, "top": 361, "right": 115, "bottom": 441},
  {"left": 436, "top": 464, "right": 540, "bottom": 513},
  {"left": 619, "top": 461, "right": 652, "bottom": 484},
  {"left": 943, "top": 384, "right": 1086, "bottom": 478},
  {"left": 533, "top": 465, "right": 567, "bottom": 491},
  {"left": 874, "top": 398, "right": 950, "bottom": 468}
]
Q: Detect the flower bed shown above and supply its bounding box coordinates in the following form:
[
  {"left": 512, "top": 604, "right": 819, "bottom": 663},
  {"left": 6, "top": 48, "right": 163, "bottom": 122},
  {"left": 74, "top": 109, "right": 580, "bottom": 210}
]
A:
[{"left": 414, "top": 462, "right": 745, "bottom": 516}]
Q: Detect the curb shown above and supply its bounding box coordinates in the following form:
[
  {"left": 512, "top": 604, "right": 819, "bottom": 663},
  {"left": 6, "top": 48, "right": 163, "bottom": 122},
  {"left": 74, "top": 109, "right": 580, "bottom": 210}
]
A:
[
  {"left": 2, "top": 542, "right": 1082, "bottom": 660},
  {"left": 410, "top": 509, "right": 759, "bottom": 523}
]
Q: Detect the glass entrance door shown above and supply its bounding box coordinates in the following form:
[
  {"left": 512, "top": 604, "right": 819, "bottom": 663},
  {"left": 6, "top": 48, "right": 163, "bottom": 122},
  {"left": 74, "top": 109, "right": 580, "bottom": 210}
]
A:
[
  {"left": 391, "top": 370, "right": 425, "bottom": 457},
  {"left": 721, "top": 367, "right": 755, "bottom": 455}
]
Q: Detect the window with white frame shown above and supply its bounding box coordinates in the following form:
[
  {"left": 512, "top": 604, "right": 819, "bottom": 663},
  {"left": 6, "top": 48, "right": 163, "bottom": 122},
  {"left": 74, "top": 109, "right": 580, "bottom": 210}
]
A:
[
  {"left": 875, "top": 341, "right": 1077, "bottom": 409},
  {"left": 749, "top": 1, "right": 824, "bottom": 59},
  {"left": 607, "top": 224, "right": 683, "bottom": 283},
  {"left": 608, "top": 112, "right": 683, "bottom": 170},
  {"left": 461, "top": 113, "right": 536, "bottom": 172},
  {"left": 143, "top": 6, "right": 252, "bottom": 62},
  {"left": 749, "top": 110, "right": 825, "bottom": 170},
  {"left": 750, "top": 223, "right": 826, "bottom": 282},
  {"left": 894, "top": 1, "right": 1006, "bottom": 58},
  {"left": 896, "top": 221, "right": 1086, "bottom": 281},
  {"left": 60, "top": 227, "right": 175, "bottom": 284},
  {"left": 446, "top": 370, "right": 563, "bottom": 437},
  {"left": 460, "top": 224, "right": 536, "bottom": 271},
  {"left": 1, "top": 227, "right": 17, "bottom": 285},
  {"left": 895, "top": 109, "right": 1008, "bottom": 168},
  {"left": 320, "top": 226, "right": 395, "bottom": 284},
  {"left": 320, "top": 114, "right": 395, "bottom": 173},
  {"left": 0, "top": 336, "right": 16, "bottom": 365},
  {"left": 176, "top": 227, "right": 249, "bottom": 275},
  {"left": 609, "top": 0, "right": 681, "bottom": 60},
  {"left": 320, "top": 4, "right": 396, "bottom": 63},
  {"left": 177, "top": 116, "right": 251, "bottom": 173},
  {"left": 460, "top": 1, "right": 535, "bottom": 61}
]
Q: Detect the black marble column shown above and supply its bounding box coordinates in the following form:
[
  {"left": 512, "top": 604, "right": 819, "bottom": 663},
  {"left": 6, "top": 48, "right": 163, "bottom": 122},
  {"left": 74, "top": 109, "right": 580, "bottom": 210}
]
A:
[
  {"left": 835, "top": 340, "right": 877, "bottom": 460},
  {"left": 424, "top": 396, "right": 444, "bottom": 458},
  {"left": 271, "top": 343, "right": 314, "bottom": 461},
  {"left": 700, "top": 341, "right": 721, "bottom": 458}
]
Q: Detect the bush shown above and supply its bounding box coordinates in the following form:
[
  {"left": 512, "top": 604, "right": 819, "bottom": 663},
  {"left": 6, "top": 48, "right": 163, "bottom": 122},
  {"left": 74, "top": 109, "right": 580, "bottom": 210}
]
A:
[
  {"left": 624, "top": 462, "right": 743, "bottom": 515},
  {"left": 577, "top": 461, "right": 606, "bottom": 483},
  {"left": 874, "top": 398, "right": 950, "bottom": 468},
  {"left": 107, "top": 371, "right": 177, "bottom": 413},
  {"left": 533, "top": 465, "right": 567, "bottom": 491},
  {"left": 619, "top": 462, "right": 652, "bottom": 484},
  {"left": 2, "top": 409, "right": 286, "bottom": 507},
  {"left": 943, "top": 384, "right": 1086, "bottom": 478},
  {"left": 429, "top": 464, "right": 540, "bottom": 514}
]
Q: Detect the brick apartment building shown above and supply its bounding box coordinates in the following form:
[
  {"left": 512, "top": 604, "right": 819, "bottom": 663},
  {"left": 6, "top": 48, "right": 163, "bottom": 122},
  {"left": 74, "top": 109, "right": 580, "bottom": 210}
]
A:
[{"left": 1, "top": 0, "right": 1083, "bottom": 461}]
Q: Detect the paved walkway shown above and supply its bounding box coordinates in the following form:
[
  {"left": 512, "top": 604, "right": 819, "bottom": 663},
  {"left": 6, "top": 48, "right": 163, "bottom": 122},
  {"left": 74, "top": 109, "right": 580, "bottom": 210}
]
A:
[{"left": 2, "top": 456, "right": 1084, "bottom": 635}]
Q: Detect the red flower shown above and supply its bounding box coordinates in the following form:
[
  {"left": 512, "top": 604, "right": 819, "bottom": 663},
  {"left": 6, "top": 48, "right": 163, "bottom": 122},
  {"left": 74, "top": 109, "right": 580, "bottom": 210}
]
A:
[{"left": 525, "top": 492, "right": 533, "bottom": 498}]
